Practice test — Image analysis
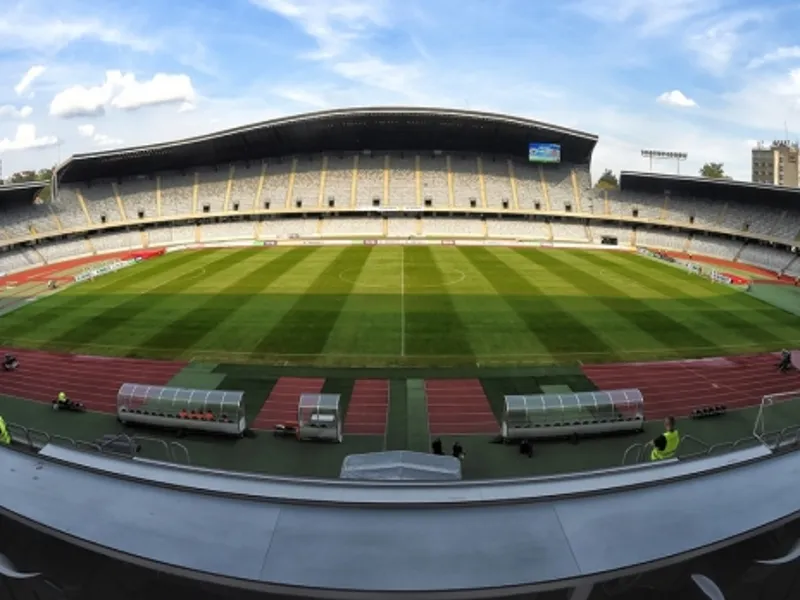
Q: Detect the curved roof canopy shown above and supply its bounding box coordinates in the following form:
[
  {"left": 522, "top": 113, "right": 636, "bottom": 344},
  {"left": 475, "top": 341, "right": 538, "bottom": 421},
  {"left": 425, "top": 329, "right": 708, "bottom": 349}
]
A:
[
  {"left": 56, "top": 107, "right": 599, "bottom": 183},
  {"left": 620, "top": 171, "right": 800, "bottom": 208},
  {"left": 0, "top": 181, "right": 47, "bottom": 205}
]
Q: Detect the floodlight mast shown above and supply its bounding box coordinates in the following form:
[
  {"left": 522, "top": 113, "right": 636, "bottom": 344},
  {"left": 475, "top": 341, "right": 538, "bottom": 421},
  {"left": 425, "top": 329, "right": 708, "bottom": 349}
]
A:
[{"left": 641, "top": 149, "right": 688, "bottom": 174}]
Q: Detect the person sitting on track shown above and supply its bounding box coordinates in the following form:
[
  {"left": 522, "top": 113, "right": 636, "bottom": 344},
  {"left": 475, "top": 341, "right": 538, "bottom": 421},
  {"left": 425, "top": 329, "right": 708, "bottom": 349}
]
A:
[
  {"left": 452, "top": 441, "right": 465, "bottom": 460},
  {"left": 650, "top": 416, "right": 680, "bottom": 461},
  {"left": 56, "top": 391, "right": 72, "bottom": 408},
  {"left": 778, "top": 350, "right": 793, "bottom": 373},
  {"left": 431, "top": 438, "right": 444, "bottom": 455},
  {"left": 3, "top": 354, "right": 18, "bottom": 371},
  {"left": 520, "top": 438, "right": 533, "bottom": 458}
]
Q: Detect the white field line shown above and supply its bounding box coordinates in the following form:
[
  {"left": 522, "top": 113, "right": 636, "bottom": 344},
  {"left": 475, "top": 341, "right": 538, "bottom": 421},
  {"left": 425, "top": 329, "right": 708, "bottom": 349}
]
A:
[{"left": 400, "top": 247, "right": 406, "bottom": 357}]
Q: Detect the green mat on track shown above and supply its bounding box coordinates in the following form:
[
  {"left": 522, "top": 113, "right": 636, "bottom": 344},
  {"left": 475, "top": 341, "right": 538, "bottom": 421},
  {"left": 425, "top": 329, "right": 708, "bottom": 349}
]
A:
[
  {"left": 406, "top": 379, "right": 430, "bottom": 453},
  {"left": 166, "top": 372, "right": 227, "bottom": 390}
]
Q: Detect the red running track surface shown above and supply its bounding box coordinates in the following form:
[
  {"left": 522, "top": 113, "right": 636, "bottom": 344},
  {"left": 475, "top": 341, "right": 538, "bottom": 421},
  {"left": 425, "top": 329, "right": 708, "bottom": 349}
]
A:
[
  {"left": 582, "top": 352, "right": 800, "bottom": 419},
  {"left": 425, "top": 379, "right": 498, "bottom": 435},
  {"left": 0, "top": 252, "right": 132, "bottom": 286},
  {"left": 252, "top": 377, "right": 324, "bottom": 430},
  {"left": 344, "top": 379, "right": 389, "bottom": 435},
  {"left": 0, "top": 347, "right": 186, "bottom": 412}
]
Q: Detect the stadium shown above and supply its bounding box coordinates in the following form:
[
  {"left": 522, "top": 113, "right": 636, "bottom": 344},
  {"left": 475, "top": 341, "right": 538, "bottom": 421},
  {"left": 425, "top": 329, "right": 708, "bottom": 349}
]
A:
[{"left": 2, "top": 107, "right": 800, "bottom": 600}]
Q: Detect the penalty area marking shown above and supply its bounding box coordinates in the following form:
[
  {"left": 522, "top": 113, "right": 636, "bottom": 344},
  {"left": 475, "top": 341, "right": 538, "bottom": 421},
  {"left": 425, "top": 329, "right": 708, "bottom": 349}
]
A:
[{"left": 337, "top": 268, "right": 466, "bottom": 289}]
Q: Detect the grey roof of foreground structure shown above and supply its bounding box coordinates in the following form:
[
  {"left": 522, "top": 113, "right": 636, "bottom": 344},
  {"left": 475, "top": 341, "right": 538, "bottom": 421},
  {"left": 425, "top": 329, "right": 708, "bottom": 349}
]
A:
[
  {"left": 0, "top": 181, "right": 47, "bottom": 205},
  {"left": 55, "top": 107, "right": 599, "bottom": 183},
  {"left": 2, "top": 443, "right": 799, "bottom": 598},
  {"left": 621, "top": 170, "right": 800, "bottom": 206}
]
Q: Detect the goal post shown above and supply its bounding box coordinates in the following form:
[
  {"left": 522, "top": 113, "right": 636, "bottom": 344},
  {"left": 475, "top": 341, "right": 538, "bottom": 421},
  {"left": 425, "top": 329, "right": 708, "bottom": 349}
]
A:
[{"left": 753, "top": 390, "right": 800, "bottom": 445}]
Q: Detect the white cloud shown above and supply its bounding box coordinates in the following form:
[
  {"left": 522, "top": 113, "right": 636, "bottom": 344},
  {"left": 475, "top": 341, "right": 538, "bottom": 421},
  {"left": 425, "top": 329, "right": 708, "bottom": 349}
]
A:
[
  {"left": 749, "top": 46, "right": 800, "bottom": 69},
  {"left": 570, "top": 0, "right": 720, "bottom": 36},
  {"left": 77, "top": 124, "right": 95, "bottom": 138},
  {"left": 332, "top": 58, "right": 422, "bottom": 95},
  {"left": 685, "top": 12, "right": 763, "bottom": 74},
  {"left": 250, "top": 0, "right": 388, "bottom": 59},
  {"left": 49, "top": 71, "right": 196, "bottom": 118},
  {"left": 272, "top": 87, "right": 329, "bottom": 109},
  {"left": 657, "top": 90, "right": 697, "bottom": 108},
  {"left": 77, "top": 124, "right": 121, "bottom": 147},
  {"left": 0, "top": 105, "right": 33, "bottom": 119},
  {"left": 14, "top": 65, "right": 45, "bottom": 96},
  {"left": 0, "top": 124, "right": 58, "bottom": 153}
]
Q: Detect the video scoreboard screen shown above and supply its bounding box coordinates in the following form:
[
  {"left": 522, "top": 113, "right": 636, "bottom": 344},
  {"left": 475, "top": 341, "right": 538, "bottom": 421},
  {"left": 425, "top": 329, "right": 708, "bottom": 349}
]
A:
[{"left": 528, "top": 143, "right": 561, "bottom": 163}]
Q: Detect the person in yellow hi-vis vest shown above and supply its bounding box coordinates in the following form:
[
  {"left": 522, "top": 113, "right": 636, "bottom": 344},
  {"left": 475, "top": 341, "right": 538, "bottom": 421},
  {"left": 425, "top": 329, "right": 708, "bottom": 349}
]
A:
[
  {"left": 651, "top": 416, "right": 680, "bottom": 461},
  {"left": 0, "top": 415, "right": 10, "bottom": 445}
]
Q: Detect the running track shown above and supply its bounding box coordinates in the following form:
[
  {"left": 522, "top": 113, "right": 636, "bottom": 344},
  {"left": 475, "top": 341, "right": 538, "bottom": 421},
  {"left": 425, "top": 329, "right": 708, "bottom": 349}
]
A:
[
  {"left": 0, "top": 348, "right": 798, "bottom": 431},
  {"left": 0, "top": 347, "right": 185, "bottom": 411},
  {"left": 582, "top": 352, "right": 800, "bottom": 419}
]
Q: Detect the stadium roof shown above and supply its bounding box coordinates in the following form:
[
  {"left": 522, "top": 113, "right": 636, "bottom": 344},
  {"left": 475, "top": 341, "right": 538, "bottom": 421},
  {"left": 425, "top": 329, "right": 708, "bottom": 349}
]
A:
[
  {"left": 0, "top": 181, "right": 47, "bottom": 205},
  {"left": 55, "top": 107, "right": 599, "bottom": 183},
  {"left": 620, "top": 171, "right": 800, "bottom": 206}
]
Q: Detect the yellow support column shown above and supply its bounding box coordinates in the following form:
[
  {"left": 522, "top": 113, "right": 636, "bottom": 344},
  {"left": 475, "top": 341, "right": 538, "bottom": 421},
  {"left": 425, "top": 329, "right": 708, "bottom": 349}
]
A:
[
  {"left": 223, "top": 165, "right": 235, "bottom": 213},
  {"left": 192, "top": 172, "right": 200, "bottom": 215},
  {"left": 659, "top": 195, "right": 669, "bottom": 221},
  {"left": 318, "top": 155, "right": 329, "bottom": 209},
  {"left": 254, "top": 163, "right": 267, "bottom": 211},
  {"left": 156, "top": 175, "right": 164, "bottom": 218},
  {"left": 350, "top": 155, "right": 359, "bottom": 209},
  {"left": 546, "top": 221, "right": 553, "bottom": 241},
  {"left": 570, "top": 169, "right": 582, "bottom": 212},
  {"left": 75, "top": 189, "right": 93, "bottom": 225},
  {"left": 716, "top": 203, "right": 728, "bottom": 227},
  {"left": 195, "top": 223, "right": 202, "bottom": 243},
  {"left": 141, "top": 230, "right": 148, "bottom": 248},
  {"left": 538, "top": 166, "right": 551, "bottom": 211},
  {"left": 48, "top": 204, "right": 63, "bottom": 231},
  {"left": 630, "top": 228, "right": 637, "bottom": 247},
  {"left": 477, "top": 157, "right": 487, "bottom": 209},
  {"left": 446, "top": 155, "right": 455, "bottom": 208},
  {"left": 31, "top": 245, "right": 46, "bottom": 263},
  {"left": 415, "top": 155, "right": 422, "bottom": 207},
  {"left": 285, "top": 158, "right": 298, "bottom": 210},
  {"left": 317, "top": 217, "right": 324, "bottom": 234},
  {"left": 84, "top": 238, "right": 96, "bottom": 255},
  {"left": 255, "top": 220, "right": 263, "bottom": 240},
  {"left": 508, "top": 160, "right": 520, "bottom": 210},
  {"left": 383, "top": 155, "right": 391, "bottom": 206},
  {"left": 111, "top": 182, "right": 128, "bottom": 221},
  {"left": 383, "top": 217, "right": 389, "bottom": 236},
  {"left": 416, "top": 218, "right": 423, "bottom": 235},
  {"left": 482, "top": 219, "right": 488, "bottom": 237}
]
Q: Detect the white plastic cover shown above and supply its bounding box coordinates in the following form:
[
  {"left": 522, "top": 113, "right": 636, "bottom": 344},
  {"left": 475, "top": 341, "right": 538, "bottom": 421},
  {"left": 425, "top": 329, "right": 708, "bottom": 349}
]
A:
[{"left": 340, "top": 451, "right": 462, "bottom": 481}]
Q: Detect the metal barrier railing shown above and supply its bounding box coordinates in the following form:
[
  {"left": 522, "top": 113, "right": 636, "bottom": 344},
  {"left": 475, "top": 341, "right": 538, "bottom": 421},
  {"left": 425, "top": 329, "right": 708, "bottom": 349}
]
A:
[
  {"left": 131, "top": 436, "right": 171, "bottom": 461},
  {"left": 622, "top": 424, "right": 800, "bottom": 466},
  {"left": 169, "top": 441, "right": 191, "bottom": 465},
  {"left": 6, "top": 421, "right": 190, "bottom": 466}
]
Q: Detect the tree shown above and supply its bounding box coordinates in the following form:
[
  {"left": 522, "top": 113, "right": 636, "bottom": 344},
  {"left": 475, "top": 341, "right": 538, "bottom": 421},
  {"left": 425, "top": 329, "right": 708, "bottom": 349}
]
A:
[
  {"left": 699, "top": 162, "right": 726, "bottom": 179},
  {"left": 595, "top": 168, "right": 619, "bottom": 190},
  {"left": 3, "top": 167, "right": 54, "bottom": 201}
]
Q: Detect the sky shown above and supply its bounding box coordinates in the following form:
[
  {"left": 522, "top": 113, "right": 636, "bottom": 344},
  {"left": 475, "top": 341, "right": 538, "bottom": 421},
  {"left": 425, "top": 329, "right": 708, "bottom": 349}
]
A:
[{"left": 1, "top": 0, "right": 800, "bottom": 182}]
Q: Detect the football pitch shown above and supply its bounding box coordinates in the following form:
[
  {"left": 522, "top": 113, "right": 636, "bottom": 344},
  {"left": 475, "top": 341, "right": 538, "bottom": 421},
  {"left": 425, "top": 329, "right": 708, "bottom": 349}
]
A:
[{"left": 2, "top": 245, "right": 800, "bottom": 366}]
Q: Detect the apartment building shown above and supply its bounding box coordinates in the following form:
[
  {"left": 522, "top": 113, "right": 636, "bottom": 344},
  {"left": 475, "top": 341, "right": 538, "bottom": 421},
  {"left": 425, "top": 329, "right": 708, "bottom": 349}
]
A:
[{"left": 752, "top": 141, "right": 800, "bottom": 187}]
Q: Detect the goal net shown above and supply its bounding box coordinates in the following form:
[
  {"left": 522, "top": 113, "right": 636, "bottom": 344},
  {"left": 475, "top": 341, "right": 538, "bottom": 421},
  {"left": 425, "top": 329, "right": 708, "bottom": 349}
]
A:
[{"left": 753, "top": 389, "right": 800, "bottom": 446}]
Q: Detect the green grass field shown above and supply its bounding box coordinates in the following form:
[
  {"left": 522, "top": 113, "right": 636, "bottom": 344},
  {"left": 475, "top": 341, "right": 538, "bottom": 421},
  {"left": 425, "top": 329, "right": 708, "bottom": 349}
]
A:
[{"left": 2, "top": 245, "right": 800, "bottom": 366}]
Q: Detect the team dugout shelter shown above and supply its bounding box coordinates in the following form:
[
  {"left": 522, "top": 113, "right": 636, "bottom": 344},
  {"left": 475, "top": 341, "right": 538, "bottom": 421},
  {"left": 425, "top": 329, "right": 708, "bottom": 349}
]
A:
[{"left": 54, "top": 107, "right": 599, "bottom": 186}]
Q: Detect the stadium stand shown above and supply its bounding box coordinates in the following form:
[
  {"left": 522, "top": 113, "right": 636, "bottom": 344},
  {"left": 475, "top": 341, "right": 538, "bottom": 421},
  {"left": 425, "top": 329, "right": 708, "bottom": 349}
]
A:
[{"left": 0, "top": 108, "right": 797, "bottom": 278}]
